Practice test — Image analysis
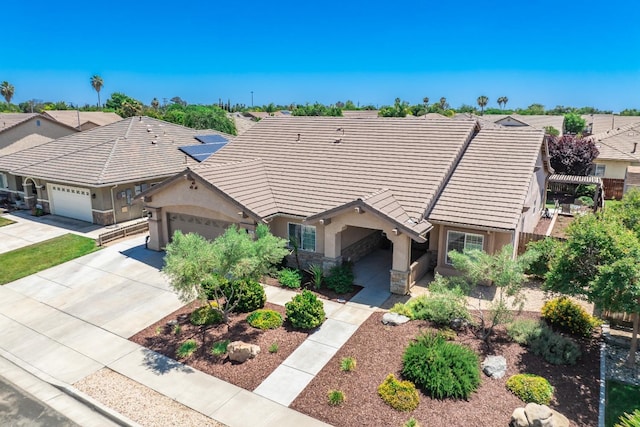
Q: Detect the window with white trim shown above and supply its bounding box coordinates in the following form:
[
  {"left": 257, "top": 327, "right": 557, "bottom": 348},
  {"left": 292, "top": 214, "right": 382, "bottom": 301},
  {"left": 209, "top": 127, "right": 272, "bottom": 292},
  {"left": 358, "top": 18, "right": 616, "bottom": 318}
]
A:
[
  {"left": 446, "top": 230, "right": 484, "bottom": 264},
  {"left": 288, "top": 223, "right": 316, "bottom": 252},
  {"left": 593, "top": 164, "right": 606, "bottom": 177},
  {"left": 0, "top": 173, "right": 7, "bottom": 189}
]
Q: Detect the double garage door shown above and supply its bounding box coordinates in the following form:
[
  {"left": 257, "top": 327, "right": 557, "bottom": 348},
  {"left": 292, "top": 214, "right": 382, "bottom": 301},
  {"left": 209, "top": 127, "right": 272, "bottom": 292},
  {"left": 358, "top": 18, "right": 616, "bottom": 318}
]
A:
[
  {"left": 48, "top": 184, "right": 93, "bottom": 223},
  {"left": 167, "top": 212, "right": 231, "bottom": 241}
]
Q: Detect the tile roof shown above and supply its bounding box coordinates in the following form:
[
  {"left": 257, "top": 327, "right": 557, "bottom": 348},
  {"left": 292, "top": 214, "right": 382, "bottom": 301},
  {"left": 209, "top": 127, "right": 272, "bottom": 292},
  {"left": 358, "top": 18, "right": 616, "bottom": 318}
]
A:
[
  {"left": 0, "top": 113, "right": 44, "bottom": 133},
  {"left": 587, "top": 123, "right": 640, "bottom": 162},
  {"left": 341, "top": 110, "right": 379, "bottom": 119},
  {"left": 458, "top": 114, "right": 565, "bottom": 133},
  {"left": 0, "top": 134, "right": 53, "bottom": 156},
  {"left": 583, "top": 114, "right": 640, "bottom": 135},
  {"left": 429, "top": 127, "right": 546, "bottom": 230},
  {"left": 189, "top": 117, "right": 480, "bottom": 234},
  {"left": 0, "top": 116, "right": 233, "bottom": 187},
  {"left": 42, "top": 110, "right": 122, "bottom": 128}
]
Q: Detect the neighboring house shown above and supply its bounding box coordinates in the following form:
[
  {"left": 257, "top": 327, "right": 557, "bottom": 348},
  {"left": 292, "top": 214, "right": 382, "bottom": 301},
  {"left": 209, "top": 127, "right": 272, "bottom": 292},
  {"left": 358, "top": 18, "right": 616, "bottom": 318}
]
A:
[
  {"left": 583, "top": 114, "right": 640, "bottom": 136},
  {"left": 138, "top": 117, "right": 550, "bottom": 294},
  {"left": 341, "top": 110, "right": 379, "bottom": 119},
  {"left": 586, "top": 123, "right": 640, "bottom": 179},
  {"left": 624, "top": 166, "right": 640, "bottom": 194},
  {"left": 41, "top": 110, "right": 122, "bottom": 131},
  {"left": 229, "top": 112, "right": 257, "bottom": 135},
  {"left": 243, "top": 111, "right": 290, "bottom": 120},
  {"left": 456, "top": 114, "right": 565, "bottom": 135},
  {"left": 0, "top": 116, "right": 232, "bottom": 224},
  {"left": 0, "top": 113, "right": 78, "bottom": 154}
]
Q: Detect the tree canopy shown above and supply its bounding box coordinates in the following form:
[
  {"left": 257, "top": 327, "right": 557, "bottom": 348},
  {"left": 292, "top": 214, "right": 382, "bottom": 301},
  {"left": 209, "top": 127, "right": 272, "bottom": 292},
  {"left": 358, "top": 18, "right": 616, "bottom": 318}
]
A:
[
  {"left": 563, "top": 112, "right": 586, "bottom": 134},
  {"left": 547, "top": 134, "right": 599, "bottom": 175}
]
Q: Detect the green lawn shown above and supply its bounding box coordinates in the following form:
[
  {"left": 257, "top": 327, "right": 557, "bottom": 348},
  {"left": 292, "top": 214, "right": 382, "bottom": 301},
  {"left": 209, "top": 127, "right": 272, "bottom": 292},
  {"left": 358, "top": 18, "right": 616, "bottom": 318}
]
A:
[
  {"left": 606, "top": 380, "right": 640, "bottom": 427},
  {"left": 0, "top": 216, "right": 15, "bottom": 227},
  {"left": 0, "top": 234, "right": 100, "bottom": 285}
]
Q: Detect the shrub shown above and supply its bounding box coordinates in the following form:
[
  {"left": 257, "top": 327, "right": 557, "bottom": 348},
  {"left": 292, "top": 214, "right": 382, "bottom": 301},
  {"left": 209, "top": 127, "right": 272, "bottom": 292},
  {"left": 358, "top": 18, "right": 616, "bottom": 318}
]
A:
[
  {"left": 222, "top": 279, "right": 266, "bottom": 313},
  {"left": 176, "top": 339, "right": 198, "bottom": 358},
  {"left": 541, "top": 297, "right": 599, "bottom": 337},
  {"left": 278, "top": 268, "right": 302, "bottom": 289},
  {"left": 328, "top": 390, "right": 345, "bottom": 406},
  {"left": 306, "top": 264, "right": 324, "bottom": 290},
  {"left": 526, "top": 238, "right": 562, "bottom": 278},
  {"left": 407, "top": 279, "right": 470, "bottom": 325},
  {"left": 529, "top": 327, "right": 582, "bottom": 365},
  {"left": 340, "top": 357, "right": 356, "bottom": 372},
  {"left": 247, "top": 309, "right": 283, "bottom": 330},
  {"left": 437, "top": 327, "right": 457, "bottom": 341},
  {"left": 325, "top": 262, "right": 355, "bottom": 294},
  {"left": 173, "top": 324, "right": 182, "bottom": 335},
  {"left": 268, "top": 343, "right": 279, "bottom": 353},
  {"left": 377, "top": 374, "right": 420, "bottom": 412},
  {"left": 190, "top": 306, "right": 223, "bottom": 326},
  {"left": 616, "top": 409, "right": 640, "bottom": 427},
  {"left": 577, "top": 196, "right": 594, "bottom": 207},
  {"left": 506, "top": 318, "right": 545, "bottom": 345},
  {"left": 575, "top": 184, "right": 596, "bottom": 198},
  {"left": 390, "top": 302, "right": 414, "bottom": 319},
  {"left": 285, "top": 290, "right": 326, "bottom": 329},
  {"left": 211, "top": 339, "right": 230, "bottom": 356},
  {"left": 402, "top": 333, "right": 480, "bottom": 400},
  {"left": 202, "top": 275, "right": 230, "bottom": 300},
  {"left": 506, "top": 374, "right": 554, "bottom": 405},
  {"left": 404, "top": 418, "right": 420, "bottom": 427}
]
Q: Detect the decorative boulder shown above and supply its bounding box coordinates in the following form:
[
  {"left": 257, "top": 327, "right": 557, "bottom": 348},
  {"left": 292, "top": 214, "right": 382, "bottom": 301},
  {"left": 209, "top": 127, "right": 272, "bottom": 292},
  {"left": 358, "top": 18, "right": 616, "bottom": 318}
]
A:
[
  {"left": 509, "top": 403, "right": 570, "bottom": 427},
  {"left": 382, "top": 312, "right": 410, "bottom": 326},
  {"left": 481, "top": 355, "right": 507, "bottom": 379},
  {"left": 450, "top": 318, "right": 469, "bottom": 331},
  {"left": 227, "top": 341, "right": 260, "bottom": 363}
]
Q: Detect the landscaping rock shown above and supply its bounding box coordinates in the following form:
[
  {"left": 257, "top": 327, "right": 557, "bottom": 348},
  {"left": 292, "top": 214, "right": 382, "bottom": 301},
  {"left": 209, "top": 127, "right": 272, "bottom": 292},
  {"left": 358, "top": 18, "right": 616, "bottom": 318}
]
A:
[
  {"left": 381, "top": 312, "right": 410, "bottom": 326},
  {"left": 227, "top": 341, "right": 260, "bottom": 363},
  {"left": 450, "top": 317, "right": 469, "bottom": 330},
  {"left": 481, "top": 355, "right": 507, "bottom": 379},
  {"left": 509, "top": 403, "right": 570, "bottom": 427},
  {"left": 166, "top": 319, "right": 178, "bottom": 326}
]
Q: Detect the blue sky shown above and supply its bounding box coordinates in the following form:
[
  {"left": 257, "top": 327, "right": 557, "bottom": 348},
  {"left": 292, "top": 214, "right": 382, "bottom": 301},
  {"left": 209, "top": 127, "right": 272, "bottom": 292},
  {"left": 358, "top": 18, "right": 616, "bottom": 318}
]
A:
[{"left": 2, "top": 0, "right": 639, "bottom": 111}]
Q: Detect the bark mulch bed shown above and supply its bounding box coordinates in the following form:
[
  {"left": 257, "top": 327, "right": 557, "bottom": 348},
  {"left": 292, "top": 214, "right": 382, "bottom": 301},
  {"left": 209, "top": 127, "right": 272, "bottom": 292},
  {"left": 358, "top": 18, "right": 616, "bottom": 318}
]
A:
[
  {"left": 291, "top": 311, "right": 600, "bottom": 427},
  {"left": 129, "top": 302, "right": 309, "bottom": 391},
  {"left": 262, "top": 276, "right": 363, "bottom": 302}
]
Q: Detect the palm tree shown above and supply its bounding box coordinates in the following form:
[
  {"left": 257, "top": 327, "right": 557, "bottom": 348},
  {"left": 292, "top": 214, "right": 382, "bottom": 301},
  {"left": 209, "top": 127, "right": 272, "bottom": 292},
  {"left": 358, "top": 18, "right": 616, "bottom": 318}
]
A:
[
  {"left": 477, "top": 96, "right": 489, "bottom": 115},
  {"left": 502, "top": 96, "right": 509, "bottom": 111},
  {"left": 90, "top": 75, "right": 104, "bottom": 108},
  {"left": 439, "top": 97, "right": 447, "bottom": 110},
  {"left": 0, "top": 81, "right": 15, "bottom": 104},
  {"left": 151, "top": 97, "right": 160, "bottom": 111},
  {"left": 497, "top": 96, "right": 505, "bottom": 110},
  {"left": 423, "top": 97, "right": 429, "bottom": 108}
]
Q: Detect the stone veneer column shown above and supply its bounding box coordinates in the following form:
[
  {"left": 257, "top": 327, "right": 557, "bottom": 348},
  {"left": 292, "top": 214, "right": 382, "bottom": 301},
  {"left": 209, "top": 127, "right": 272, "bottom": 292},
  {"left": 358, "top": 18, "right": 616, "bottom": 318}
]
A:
[
  {"left": 389, "top": 269, "right": 411, "bottom": 295},
  {"left": 322, "top": 256, "right": 343, "bottom": 274},
  {"left": 146, "top": 207, "right": 163, "bottom": 251},
  {"left": 389, "top": 233, "right": 411, "bottom": 295}
]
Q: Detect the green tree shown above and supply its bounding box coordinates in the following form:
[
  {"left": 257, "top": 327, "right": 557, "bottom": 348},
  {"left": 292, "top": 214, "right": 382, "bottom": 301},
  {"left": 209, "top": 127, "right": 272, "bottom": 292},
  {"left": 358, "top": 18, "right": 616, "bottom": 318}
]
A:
[
  {"left": 423, "top": 97, "right": 429, "bottom": 108},
  {"left": 564, "top": 112, "right": 586, "bottom": 134},
  {"left": 105, "top": 92, "right": 143, "bottom": 117},
  {"left": 0, "top": 81, "right": 15, "bottom": 104},
  {"left": 379, "top": 98, "right": 410, "bottom": 117},
  {"left": 518, "top": 103, "right": 545, "bottom": 115},
  {"left": 181, "top": 105, "right": 237, "bottom": 135},
  {"left": 476, "top": 95, "right": 489, "bottom": 115},
  {"left": 439, "top": 97, "right": 448, "bottom": 110},
  {"left": 544, "top": 126, "right": 560, "bottom": 136},
  {"left": 162, "top": 224, "right": 288, "bottom": 323},
  {"left": 150, "top": 97, "right": 160, "bottom": 111},
  {"left": 545, "top": 210, "right": 640, "bottom": 366},
  {"left": 449, "top": 244, "right": 536, "bottom": 342},
  {"left": 90, "top": 75, "right": 103, "bottom": 108}
]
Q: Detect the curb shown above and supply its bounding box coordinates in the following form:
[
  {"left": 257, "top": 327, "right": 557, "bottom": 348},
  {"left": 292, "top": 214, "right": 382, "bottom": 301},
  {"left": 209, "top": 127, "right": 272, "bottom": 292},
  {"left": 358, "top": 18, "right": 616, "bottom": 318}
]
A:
[{"left": 0, "top": 349, "right": 141, "bottom": 427}]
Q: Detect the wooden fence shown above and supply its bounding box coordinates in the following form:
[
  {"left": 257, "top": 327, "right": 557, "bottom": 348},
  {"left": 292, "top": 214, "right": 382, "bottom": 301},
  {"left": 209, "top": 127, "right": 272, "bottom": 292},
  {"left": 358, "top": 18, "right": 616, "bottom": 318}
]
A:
[
  {"left": 602, "top": 178, "right": 624, "bottom": 200},
  {"left": 517, "top": 232, "right": 565, "bottom": 255},
  {"left": 97, "top": 220, "right": 149, "bottom": 246},
  {"left": 601, "top": 310, "right": 634, "bottom": 327}
]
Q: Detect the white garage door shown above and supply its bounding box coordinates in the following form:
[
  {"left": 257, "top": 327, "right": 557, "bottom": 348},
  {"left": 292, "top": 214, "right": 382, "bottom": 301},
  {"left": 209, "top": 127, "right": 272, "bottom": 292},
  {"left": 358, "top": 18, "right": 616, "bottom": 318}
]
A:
[
  {"left": 167, "top": 212, "right": 231, "bottom": 241},
  {"left": 48, "top": 184, "right": 93, "bottom": 223}
]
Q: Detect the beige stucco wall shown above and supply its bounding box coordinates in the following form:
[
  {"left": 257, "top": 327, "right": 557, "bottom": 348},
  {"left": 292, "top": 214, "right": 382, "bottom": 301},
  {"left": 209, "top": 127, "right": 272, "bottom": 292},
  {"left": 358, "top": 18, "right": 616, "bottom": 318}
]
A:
[
  {"left": 520, "top": 151, "right": 548, "bottom": 233},
  {"left": 0, "top": 118, "right": 76, "bottom": 149},
  {"left": 593, "top": 160, "right": 638, "bottom": 180},
  {"left": 341, "top": 225, "right": 378, "bottom": 248},
  {"left": 433, "top": 223, "right": 514, "bottom": 276},
  {"left": 268, "top": 216, "right": 325, "bottom": 254}
]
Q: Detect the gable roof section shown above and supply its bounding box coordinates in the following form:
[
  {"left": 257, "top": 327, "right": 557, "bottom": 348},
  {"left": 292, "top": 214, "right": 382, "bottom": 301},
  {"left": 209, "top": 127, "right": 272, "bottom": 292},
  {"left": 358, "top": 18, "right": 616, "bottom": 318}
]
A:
[
  {"left": 41, "top": 110, "right": 123, "bottom": 128},
  {"left": 428, "top": 127, "right": 545, "bottom": 230},
  {"left": 587, "top": 123, "right": 640, "bottom": 162},
  {"left": 583, "top": 114, "right": 640, "bottom": 135},
  {"left": 0, "top": 113, "right": 78, "bottom": 134},
  {"left": 457, "top": 114, "right": 564, "bottom": 133},
  {"left": 197, "top": 117, "right": 478, "bottom": 224},
  {"left": 0, "top": 116, "right": 233, "bottom": 186}
]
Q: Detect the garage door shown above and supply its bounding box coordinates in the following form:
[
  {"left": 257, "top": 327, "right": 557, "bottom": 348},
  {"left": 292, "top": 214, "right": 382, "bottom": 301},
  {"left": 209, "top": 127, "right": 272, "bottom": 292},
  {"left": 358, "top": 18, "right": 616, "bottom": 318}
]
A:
[
  {"left": 48, "top": 184, "right": 93, "bottom": 223},
  {"left": 167, "top": 212, "right": 231, "bottom": 241}
]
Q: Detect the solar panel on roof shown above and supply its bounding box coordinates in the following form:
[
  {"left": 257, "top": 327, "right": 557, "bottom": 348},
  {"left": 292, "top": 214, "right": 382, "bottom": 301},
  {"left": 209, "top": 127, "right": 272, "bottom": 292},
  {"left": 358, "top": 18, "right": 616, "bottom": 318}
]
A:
[
  {"left": 195, "top": 134, "right": 228, "bottom": 144},
  {"left": 179, "top": 142, "right": 228, "bottom": 162}
]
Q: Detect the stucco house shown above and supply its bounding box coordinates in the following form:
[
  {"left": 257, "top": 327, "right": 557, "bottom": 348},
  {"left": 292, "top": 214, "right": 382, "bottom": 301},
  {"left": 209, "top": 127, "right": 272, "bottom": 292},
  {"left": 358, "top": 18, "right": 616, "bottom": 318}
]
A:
[
  {"left": 583, "top": 114, "right": 640, "bottom": 136},
  {"left": 0, "top": 113, "right": 79, "bottom": 155},
  {"left": 586, "top": 122, "right": 640, "bottom": 179},
  {"left": 0, "top": 116, "right": 232, "bottom": 224},
  {"left": 41, "top": 110, "right": 122, "bottom": 131},
  {"left": 456, "top": 113, "right": 565, "bottom": 135},
  {"left": 138, "top": 117, "right": 551, "bottom": 294}
]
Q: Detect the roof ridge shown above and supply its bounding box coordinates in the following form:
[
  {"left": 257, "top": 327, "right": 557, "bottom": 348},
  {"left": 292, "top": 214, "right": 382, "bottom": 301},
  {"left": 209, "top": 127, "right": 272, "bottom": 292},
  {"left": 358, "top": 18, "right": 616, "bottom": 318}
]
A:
[
  {"left": 359, "top": 187, "right": 391, "bottom": 200},
  {"left": 588, "top": 122, "right": 640, "bottom": 140},
  {"left": 124, "top": 116, "right": 136, "bottom": 139},
  {"left": 98, "top": 137, "right": 121, "bottom": 183},
  {"left": 596, "top": 138, "right": 640, "bottom": 161},
  {"left": 256, "top": 159, "right": 281, "bottom": 212}
]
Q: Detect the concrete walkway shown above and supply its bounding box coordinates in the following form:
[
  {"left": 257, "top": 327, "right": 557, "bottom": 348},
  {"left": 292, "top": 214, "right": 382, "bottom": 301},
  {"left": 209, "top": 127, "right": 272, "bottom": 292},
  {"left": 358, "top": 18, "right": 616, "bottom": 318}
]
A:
[{"left": 0, "top": 235, "right": 332, "bottom": 426}]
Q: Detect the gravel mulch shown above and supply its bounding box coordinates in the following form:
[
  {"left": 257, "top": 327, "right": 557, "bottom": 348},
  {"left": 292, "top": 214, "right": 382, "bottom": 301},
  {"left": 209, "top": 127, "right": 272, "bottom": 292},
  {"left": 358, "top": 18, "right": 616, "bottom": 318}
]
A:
[
  {"left": 129, "top": 301, "right": 309, "bottom": 391},
  {"left": 74, "top": 368, "right": 224, "bottom": 427},
  {"left": 291, "top": 311, "right": 600, "bottom": 427}
]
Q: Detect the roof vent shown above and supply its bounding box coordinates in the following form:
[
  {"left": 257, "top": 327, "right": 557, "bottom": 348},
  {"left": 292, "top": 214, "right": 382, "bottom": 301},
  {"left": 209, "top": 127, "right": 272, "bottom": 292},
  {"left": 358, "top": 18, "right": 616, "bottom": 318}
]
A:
[
  {"left": 334, "top": 138, "right": 342, "bottom": 144},
  {"left": 296, "top": 133, "right": 301, "bottom": 142},
  {"left": 633, "top": 142, "right": 637, "bottom": 154},
  {"left": 151, "top": 140, "right": 157, "bottom": 145}
]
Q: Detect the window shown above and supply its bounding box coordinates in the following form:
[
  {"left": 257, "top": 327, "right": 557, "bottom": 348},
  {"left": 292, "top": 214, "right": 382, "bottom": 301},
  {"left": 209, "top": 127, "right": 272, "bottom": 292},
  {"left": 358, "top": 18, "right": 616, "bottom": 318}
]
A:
[
  {"left": 446, "top": 230, "right": 484, "bottom": 264},
  {"left": 288, "top": 223, "right": 316, "bottom": 252},
  {"left": 593, "top": 164, "right": 606, "bottom": 177},
  {"left": 0, "top": 173, "right": 7, "bottom": 189},
  {"left": 134, "top": 183, "right": 148, "bottom": 195}
]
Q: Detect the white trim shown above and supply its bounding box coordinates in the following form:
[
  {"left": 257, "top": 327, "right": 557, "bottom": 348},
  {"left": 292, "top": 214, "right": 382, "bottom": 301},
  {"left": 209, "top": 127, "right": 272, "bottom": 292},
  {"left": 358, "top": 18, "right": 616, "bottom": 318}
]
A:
[
  {"left": 287, "top": 222, "right": 317, "bottom": 252},
  {"left": 91, "top": 208, "right": 114, "bottom": 213}
]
